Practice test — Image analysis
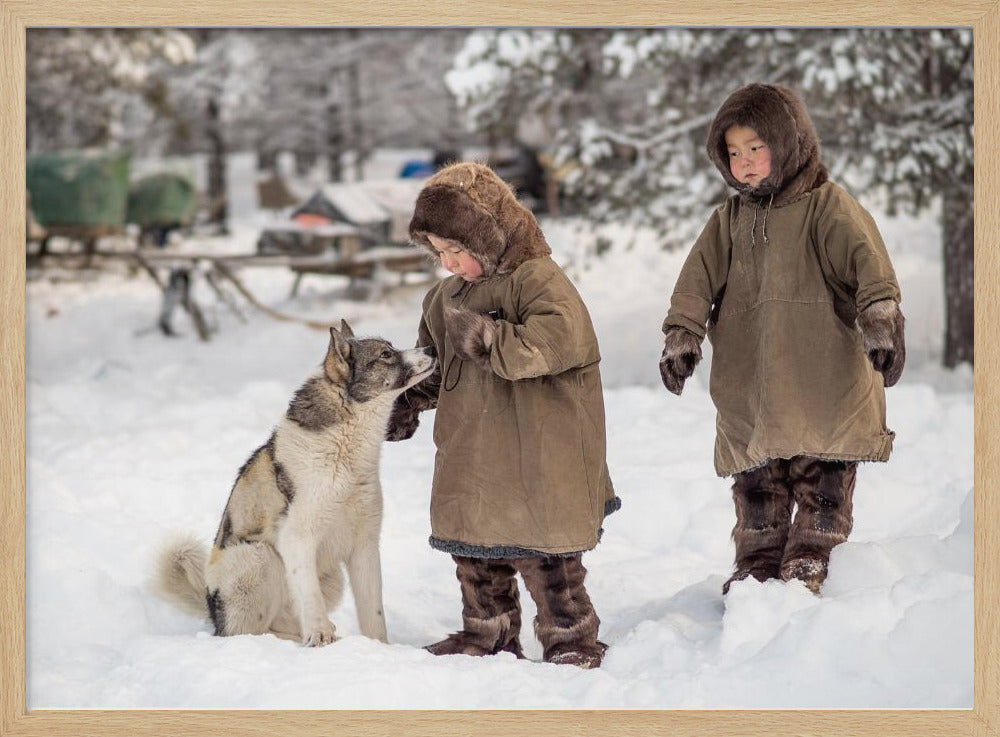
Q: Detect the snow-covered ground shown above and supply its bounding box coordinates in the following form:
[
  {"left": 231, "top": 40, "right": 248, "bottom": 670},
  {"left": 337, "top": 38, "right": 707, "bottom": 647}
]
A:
[{"left": 25, "top": 154, "right": 973, "bottom": 708}]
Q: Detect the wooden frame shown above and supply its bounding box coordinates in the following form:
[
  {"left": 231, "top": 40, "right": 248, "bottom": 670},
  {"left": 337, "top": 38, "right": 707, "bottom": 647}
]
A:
[{"left": 2, "top": 3, "right": 996, "bottom": 735}]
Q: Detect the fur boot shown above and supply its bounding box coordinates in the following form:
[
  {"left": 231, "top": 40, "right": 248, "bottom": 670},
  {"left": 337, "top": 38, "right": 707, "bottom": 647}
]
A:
[
  {"left": 780, "top": 458, "right": 857, "bottom": 594},
  {"left": 515, "top": 555, "right": 607, "bottom": 669},
  {"left": 724, "top": 460, "right": 795, "bottom": 594},
  {"left": 444, "top": 306, "right": 496, "bottom": 371},
  {"left": 425, "top": 555, "right": 524, "bottom": 658},
  {"left": 857, "top": 299, "right": 906, "bottom": 387}
]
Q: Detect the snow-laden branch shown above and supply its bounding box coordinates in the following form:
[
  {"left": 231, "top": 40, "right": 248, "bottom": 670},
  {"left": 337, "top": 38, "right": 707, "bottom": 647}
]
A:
[{"left": 587, "top": 111, "right": 717, "bottom": 153}]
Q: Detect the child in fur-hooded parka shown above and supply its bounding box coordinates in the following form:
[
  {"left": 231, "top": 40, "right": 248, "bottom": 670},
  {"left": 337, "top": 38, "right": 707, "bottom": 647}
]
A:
[
  {"left": 659, "top": 83, "right": 906, "bottom": 595},
  {"left": 387, "top": 161, "right": 619, "bottom": 668}
]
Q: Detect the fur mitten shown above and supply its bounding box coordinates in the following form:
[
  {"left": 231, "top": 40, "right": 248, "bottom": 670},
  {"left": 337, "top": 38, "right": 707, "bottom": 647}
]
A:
[
  {"left": 857, "top": 299, "right": 906, "bottom": 387},
  {"left": 444, "top": 306, "right": 496, "bottom": 371},
  {"left": 659, "top": 327, "right": 703, "bottom": 395},
  {"left": 385, "top": 394, "right": 420, "bottom": 441},
  {"left": 385, "top": 390, "right": 437, "bottom": 441}
]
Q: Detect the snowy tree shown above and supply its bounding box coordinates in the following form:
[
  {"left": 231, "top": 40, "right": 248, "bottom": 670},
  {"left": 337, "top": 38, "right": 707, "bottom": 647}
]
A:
[
  {"left": 26, "top": 29, "right": 195, "bottom": 152},
  {"left": 796, "top": 30, "right": 974, "bottom": 367},
  {"left": 252, "top": 28, "right": 470, "bottom": 178},
  {"left": 356, "top": 30, "right": 469, "bottom": 152},
  {"left": 150, "top": 29, "right": 470, "bottom": 184},
  {"left": 146, "top": 29, "right": 267, "bottom": 229},
  {"left": 29, "top": 29, "right": 476, "bottom": 187},
  {"left": 234, "top": 29, "right": 366, "bottom": 180},
  {"left": 447, "top": 28, "right": 974, "bottom": 367}
]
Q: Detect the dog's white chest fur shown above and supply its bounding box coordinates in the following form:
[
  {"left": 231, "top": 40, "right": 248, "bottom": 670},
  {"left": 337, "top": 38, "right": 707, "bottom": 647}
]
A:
[{"left": 274, "top": 401, "right": 389, "bottom": 541}]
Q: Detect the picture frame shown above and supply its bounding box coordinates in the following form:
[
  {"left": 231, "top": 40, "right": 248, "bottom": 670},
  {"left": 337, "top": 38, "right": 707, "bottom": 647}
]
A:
[{"left": 1, "top": 2, "right": 996, "bottom": 734}]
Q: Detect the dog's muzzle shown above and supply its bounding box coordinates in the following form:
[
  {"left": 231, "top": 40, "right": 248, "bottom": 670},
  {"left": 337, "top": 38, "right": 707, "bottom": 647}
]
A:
[{"left": 403, "top": 347, "right": 437, "bottom": 384}]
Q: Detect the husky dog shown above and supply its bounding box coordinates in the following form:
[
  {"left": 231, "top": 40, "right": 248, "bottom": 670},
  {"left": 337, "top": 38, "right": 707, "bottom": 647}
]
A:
[{"left": 155, "top": 321, "right": 436, "bottom": 646}]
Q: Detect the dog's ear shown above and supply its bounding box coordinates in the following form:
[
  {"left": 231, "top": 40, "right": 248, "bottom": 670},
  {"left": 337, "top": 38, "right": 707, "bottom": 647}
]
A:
[
  {"left": 325, "top": 327, "right": 353, "bottom": 383},
  {"left": 339, "top": 319, "right": 355, "bottom": 338}
]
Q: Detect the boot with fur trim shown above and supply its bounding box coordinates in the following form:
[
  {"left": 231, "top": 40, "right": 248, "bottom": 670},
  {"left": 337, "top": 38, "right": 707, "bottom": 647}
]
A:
[
  {"left": 724, "top": 459, "right": 795, "bottom": 594},
  {"left": 515, "top": 555, "right": 607, "bottom": 669},
  {"left": 780, "top": 458, "right": 856, "bottom": 594},
  {"left": 425, "top": 555, "right": 524, "bottom": 658},
  {"left": 444, "top": 306, "right": 496, "bottom": 372},
  {"left": 857, "top": 299, "right": 906, "bottom": 387}
]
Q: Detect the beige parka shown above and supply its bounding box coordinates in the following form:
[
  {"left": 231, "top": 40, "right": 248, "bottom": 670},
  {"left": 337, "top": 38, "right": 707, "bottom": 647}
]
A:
[{"left": 663, "top": 84, "right": 902, "bottom": 477}]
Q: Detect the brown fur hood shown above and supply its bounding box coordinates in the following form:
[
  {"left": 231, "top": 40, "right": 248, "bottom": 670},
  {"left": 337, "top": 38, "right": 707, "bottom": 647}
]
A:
[
  {"left": 408, "top": 162, "right": 551, "bottom": 279},
  {"left": 707, "top": 83, "right": 829, "bottom": 207}
]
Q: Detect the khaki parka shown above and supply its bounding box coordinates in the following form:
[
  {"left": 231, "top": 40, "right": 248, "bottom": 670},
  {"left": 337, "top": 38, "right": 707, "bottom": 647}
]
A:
[
  {"left": 663, "top": 84, "right": 902, "bottom": 477},
  {"left": 406, "top": 162, "right": 617, "bottom": 558}
]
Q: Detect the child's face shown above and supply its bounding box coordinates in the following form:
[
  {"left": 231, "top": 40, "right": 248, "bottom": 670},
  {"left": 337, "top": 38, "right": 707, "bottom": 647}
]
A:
[
  {"left": 427, "top": 233, "right": 484, "bottom": 281},
  {"left": 725, "top": 125, "right": 772, "bottom": 187}
]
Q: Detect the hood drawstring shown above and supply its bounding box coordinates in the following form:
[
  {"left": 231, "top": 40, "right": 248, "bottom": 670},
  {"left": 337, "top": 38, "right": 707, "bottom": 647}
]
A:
[
  {"left": 443, "top": 353, "right": 463, "bottom": 392},
  {"left": 762, "top": 192, "right": 774, "bottom": 245},
  {"left": 750, "top": 192, "right": 775, "bottom": 248},
  {"left": 443, "top": 280, "right": 473, "bottom": 392}
]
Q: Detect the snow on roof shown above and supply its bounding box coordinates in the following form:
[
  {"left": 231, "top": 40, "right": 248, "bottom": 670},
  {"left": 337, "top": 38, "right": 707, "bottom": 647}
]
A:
[
  {"left": 362, "top": 179, "right": 425, "bottom": 241},
  {"left": 316, "top": 179, "right": 424, "bottom": 227},
  {"left": 317, "top": 182, "right": 389, "bottom": 225},
  {"left": 362, "top": 178, "right": 424, "bottom": 214}
]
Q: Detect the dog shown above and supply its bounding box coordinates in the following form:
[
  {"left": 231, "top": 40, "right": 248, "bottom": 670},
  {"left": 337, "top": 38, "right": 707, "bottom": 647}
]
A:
[{"left": 155, "top": 320, "right": 436, "bottom": 646}]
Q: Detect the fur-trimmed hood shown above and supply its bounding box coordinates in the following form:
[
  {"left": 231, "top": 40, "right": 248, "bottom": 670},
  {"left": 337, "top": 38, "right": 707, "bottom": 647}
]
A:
[
  {"left": 408, "top": 162, "right": 551, "bottom": 279},
  {"left": 707, "top": 83, "right": 829, "bottom": 207}
]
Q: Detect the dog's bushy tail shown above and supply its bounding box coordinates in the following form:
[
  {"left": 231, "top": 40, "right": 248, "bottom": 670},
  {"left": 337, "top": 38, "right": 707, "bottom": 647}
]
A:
[{"left": 154, "top": 534, "right": 209, "bottom": 620}]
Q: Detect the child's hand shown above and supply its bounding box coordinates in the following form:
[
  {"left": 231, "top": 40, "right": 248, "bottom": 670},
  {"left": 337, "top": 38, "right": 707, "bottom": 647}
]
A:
[
  {"left": 385, "top": 394, "right": 421, "bottom": 441},
  {"left": 857, "top": 299, "right": 906, "bottom": 387},
  {"left": 444, "top": 306, "right": 496, "bottom": 371},
  {"left": 659, "top": 327, "right": 703, "bottom": 395}
]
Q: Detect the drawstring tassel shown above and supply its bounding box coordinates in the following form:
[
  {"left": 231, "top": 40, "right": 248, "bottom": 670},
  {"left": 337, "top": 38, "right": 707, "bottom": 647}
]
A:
[
  {"left": 762, "top": 192, "right": 774, "bottom": 245},
  {"left": 751, "top": 203, "right": 759, "bottom": 249}
]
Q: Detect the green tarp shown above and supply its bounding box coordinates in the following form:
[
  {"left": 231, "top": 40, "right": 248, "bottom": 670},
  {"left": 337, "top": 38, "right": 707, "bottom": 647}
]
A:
[
  {"left": 127, "top": 173, "right": 198, "bottom": 227},
  {"left": 26, "top": 150, "right": 131, "bottom": 228}
]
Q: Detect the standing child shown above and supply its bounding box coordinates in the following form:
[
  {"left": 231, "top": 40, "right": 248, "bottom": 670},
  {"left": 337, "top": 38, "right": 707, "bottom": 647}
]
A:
[
  {"left": 658, "top": 83, "right": 906, "bottom": 595},
  {"left": 386, "top": 162, "right": 619, "bottom": 669}
]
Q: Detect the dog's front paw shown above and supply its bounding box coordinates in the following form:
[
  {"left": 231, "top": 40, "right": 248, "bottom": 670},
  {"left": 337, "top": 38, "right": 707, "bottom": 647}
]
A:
[{"left": 303, "top": 620, "right": 338, "bottom": 647}]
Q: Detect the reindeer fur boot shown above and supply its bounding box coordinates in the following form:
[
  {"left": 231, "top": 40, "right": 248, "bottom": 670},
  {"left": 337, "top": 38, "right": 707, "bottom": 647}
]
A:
[
  {"left": 780, "top": 458, "right": 856, "bottom": 594},
  {"left": 724, "top": 460, "right": 795, "bottom": 594},
  {"left": 425, "top": 555, "right": 524, "bottom": 658},
  {"left": 516, "top": 555, "right": 607, "bottom": 669}
]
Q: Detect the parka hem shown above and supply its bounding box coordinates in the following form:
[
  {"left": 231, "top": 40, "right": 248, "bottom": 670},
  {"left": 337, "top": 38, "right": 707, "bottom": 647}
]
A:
[
  {"left": 429, "top": 536, "right": 594, "bottom": 559},
  {"left": 716, "top": 448, "right": 893, "bottom": 479},
  {"left": 429, "top": 496, "right": 622, "bottom": 559}
]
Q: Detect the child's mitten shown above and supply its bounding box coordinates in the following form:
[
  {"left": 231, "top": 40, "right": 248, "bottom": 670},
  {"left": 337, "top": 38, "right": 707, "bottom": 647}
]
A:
[
  {"left": 444, "top": 306, "right": 496, "bottom": 371},
  {"left": 857, "top": 299, "right": 906, "bottom": 387},
  {"left": 659, "top": 327, "right": 703, "bottom": 395},
  {"left": 385, "top": 393, "right": 422, "bottom": 441}
]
